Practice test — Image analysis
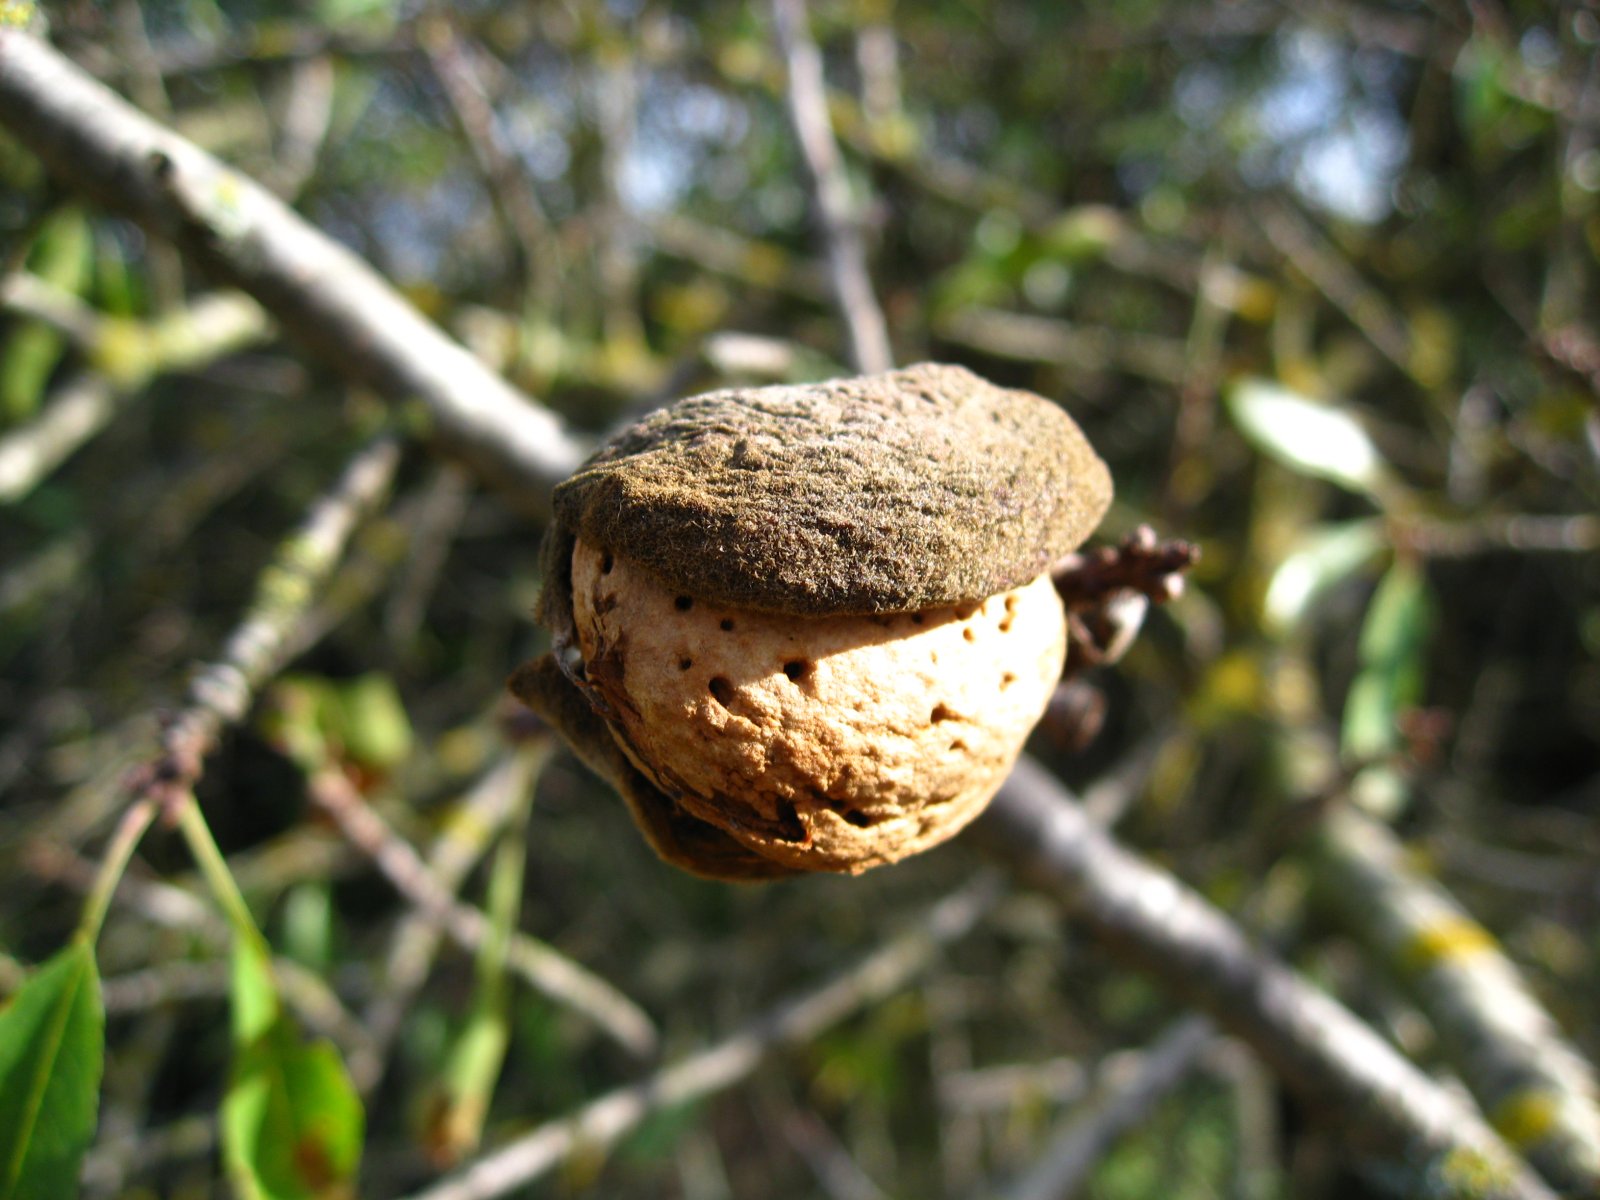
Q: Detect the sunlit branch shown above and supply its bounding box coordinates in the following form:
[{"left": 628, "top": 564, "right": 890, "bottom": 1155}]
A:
[
  {"left": 0, "top": 31, "right": 589, "bottom": 512},
  {"left": 770, "top": 0, "right": 894, "bottom": 375}
]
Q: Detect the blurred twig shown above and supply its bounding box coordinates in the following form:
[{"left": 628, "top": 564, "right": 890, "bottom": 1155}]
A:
[
  {"left": 770, "top": 0, "right": 893, "bottom": 374},
  {"left": 359, "top": 748, "right": 547, "bottom": 1091},
  {"left": 1257, "top": 202, "right": 1416, "bottom": 381},
  {"left": 306, "top": 762, "right": 660, "bottom": 1061},
  {"left": 399, "top": 875, "right": 1001, "bottom": 1200},
  {"left": 0, "top": 291, "right": 272, "bottom": 503},
  {"left": 990, "top": 1016, "right": 1216, "bottom": 1200},
  {"left": 418, "top": 16, "right": 559, "bottom": 310},
  {"left": 935, "top": 307, "right": 1190, "bottom": 385},
  {"left": 125, "top": 434, "right": 402, "bottom": 814}
]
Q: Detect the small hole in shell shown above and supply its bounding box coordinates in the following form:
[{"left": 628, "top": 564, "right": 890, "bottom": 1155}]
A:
[
  {"left": 931, "top": 703, "right": 955, "bottom": 723},
  {"left": 949, "top": 738, "right": 967, "bottom": 752},
  {"left": 1001, "top": 672, "right": 1016, "bottom": 690},
  {"left": 843, "top": 808, "right": 877, "bottom": 828},
  {"left": 601, "top": 552, "right": 615, "bottom": 575},
  {"left": 963, "top": 627, "right": 976, "bottom": 643},
  {"left": 709, "top": 677, "right": 735, "bottom": 709},
  {"left": 783, "top": 660, "right": 811, "bottom": 683},
  {"left": 775, "top": 799, "right": 806, "bottom": 842},
  {"left": 910, "top": 613, "right": 926, "bottom": 625},
  {"left": 999, "top": 617, "right": 1014, "bottom": 632},
  {"left": 674, "top": 596, "right": 693, "bottom": 611},
  {"left": 678, "top": 657, "right": 693, "bottom": 671},
  {"left": 720, "top": 618, "right": 735, "bottom": 632}
]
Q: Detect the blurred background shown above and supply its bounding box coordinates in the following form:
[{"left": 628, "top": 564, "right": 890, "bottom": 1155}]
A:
[{"left": 1, "top": 0, "right": 1597, "bottom": 1197}]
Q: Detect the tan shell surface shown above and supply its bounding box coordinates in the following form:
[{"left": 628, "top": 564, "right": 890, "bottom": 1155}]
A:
[{"left": 570, "top": 538, "right": 1067, "bottom": 873}]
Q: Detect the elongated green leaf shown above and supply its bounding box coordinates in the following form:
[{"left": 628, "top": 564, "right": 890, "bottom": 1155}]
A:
[
  {"left": 1, "top": 209, "right": 92, "bottom": 423},
  {"left": 0, "top": 940, "right": 104, "bottom": 1200},
  {"left": 224, "top": 945, "right": 364, "bottom": 1200},
  {"left": 230, "top": 941, "right": 280, "bottom": 1047},
  {"left": 1343, "top": 558, "right": 1433, "bottom": 761},
  {"left": 423, "top": 1006, "right": 510, "bottom": 1166},
  {"left": 1263, "top": 519, "right": 1388, "bottom": 634},
  {"left": 1227, "top": 379, "right": 1396, "bottom": 502}
]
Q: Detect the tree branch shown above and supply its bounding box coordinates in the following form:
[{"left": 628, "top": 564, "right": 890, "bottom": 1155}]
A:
[
  {"left": 1315, "top": 807, "right": 1600, "bottom": 1195},
  {"left": 770, "top": 0, "right": 893, "bottom": 374},
  {"left": 0, "top": 31, "right": 588, "bottom": 512},
  {"left": 971, "top": 757, "right": 1558, "bottom": 1200}
]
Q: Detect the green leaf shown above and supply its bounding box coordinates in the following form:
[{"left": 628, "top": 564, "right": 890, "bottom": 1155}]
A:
[
  {"left": 224, "top": 945, "right": 364, "bottom": 1200},
  {"left": 422, "top": 1006, "right": 509, "bottom": 1166},
  {"left": 262, "top": 674, "right": 411, "bottom": 775},
  {"left": 0, "top": 940, "right": 104, "bottom": 1200},
  {"left": 1227, "top": 379, "right": 1397, "bottom": 502},
  {"left": 1, "top": 209, "right": 92, "bottom": 424},
  {"left": 1342, "top": 558, "right": 1432, "bottom": 761},
  {"left": 1262, "top": 520, "right": 1388, "bottom": 634},
  {"left": 230, "top": 941, "right": 280, "bottom": 1047},
  {"left": 281, "top": 884, "right": 335, "bottom": 975},
  {"left": 333, "top": 674, "right": 412, "bottom": 773}
]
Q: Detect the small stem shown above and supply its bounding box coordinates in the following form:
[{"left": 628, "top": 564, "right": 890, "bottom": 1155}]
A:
[
  {"left": 76, "top": 798, "right": 158, "bottom": 944},
  {"left": 173, "top": 791, "right": 271, "bottom": 960}
]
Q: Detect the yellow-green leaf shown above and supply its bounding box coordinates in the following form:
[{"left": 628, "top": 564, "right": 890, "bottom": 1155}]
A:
[
  {"left": 1227, "top": 379, "right": 1397, "bottom": 503},
  {"left": 1263, "top": 520, "right": 1388, "bottom": 634}
]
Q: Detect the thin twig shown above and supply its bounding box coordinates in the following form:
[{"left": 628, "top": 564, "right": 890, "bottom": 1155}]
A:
[
  {"left": 127, "top": 434, "right": 402, "bottom": 814},
  {"left": 770, "top": 0, "right": 893, "bottom": 374},
  {"left": 262, "top": 53, "right": 336, "bottom": 200},
  {"left": 0, "top": 291, "right": 271, "bottom": 504},
  {"left": 418, "top": 17, "right": 558, "bottom": 309},
  {"left": 358, "top": 748, "right": 542, "bottom": 1091},
  {"left": 974, "top": 758, "right": 1557, "bottom": 1200},
  {"left": 399, "top": 875, "right": 1001, "bottom": 1200},
  {"left": 307, "top": 764, "right": 659, "bottom": 1060},
  {"left": 1256, "top": 202, "right": 1414, "bottom": 380},
  {"left": 935, "top": 307, "right": 1191, "bottom": 385},
  {"left": 0, "top": 269, "right": 104, "bottom": 346},
  {"left": 1402, "top": 513, "right": 1600, "bottom": 557},
  {"left": 991, "top": 1016, "right": 1216, "bottom": 1200}
]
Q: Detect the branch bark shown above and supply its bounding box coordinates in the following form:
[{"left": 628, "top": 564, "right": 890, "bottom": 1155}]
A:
[
  {"left": 0, "top": 31, "right": 588, "bottom": 513},
  {"left": 971, "top": 757, "right": 1559, "bottom": 1200},
  {"left": 1315, "top": 807, "right": 1600, "bottom": 1195}
]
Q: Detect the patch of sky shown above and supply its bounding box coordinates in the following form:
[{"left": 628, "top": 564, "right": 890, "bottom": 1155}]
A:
[
  {"left": 619, "top": 77, "right": 751, "bottom": 214},
  {"left": 1251, "top": 26, "right": 1411, "bottom": 223}
]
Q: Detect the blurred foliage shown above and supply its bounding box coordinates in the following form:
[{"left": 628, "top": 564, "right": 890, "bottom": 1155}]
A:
[{"left": 0, "top": 0, "right": 1597, "bottom": 1197}]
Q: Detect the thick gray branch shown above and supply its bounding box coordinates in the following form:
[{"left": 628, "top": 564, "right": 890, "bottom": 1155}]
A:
[
  {"left": 1315, "top": 807, "right": 1600, "bottom": 1195},
  {"left": 972, "top": 757, "right": 1558, "bottom": 1200}
]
